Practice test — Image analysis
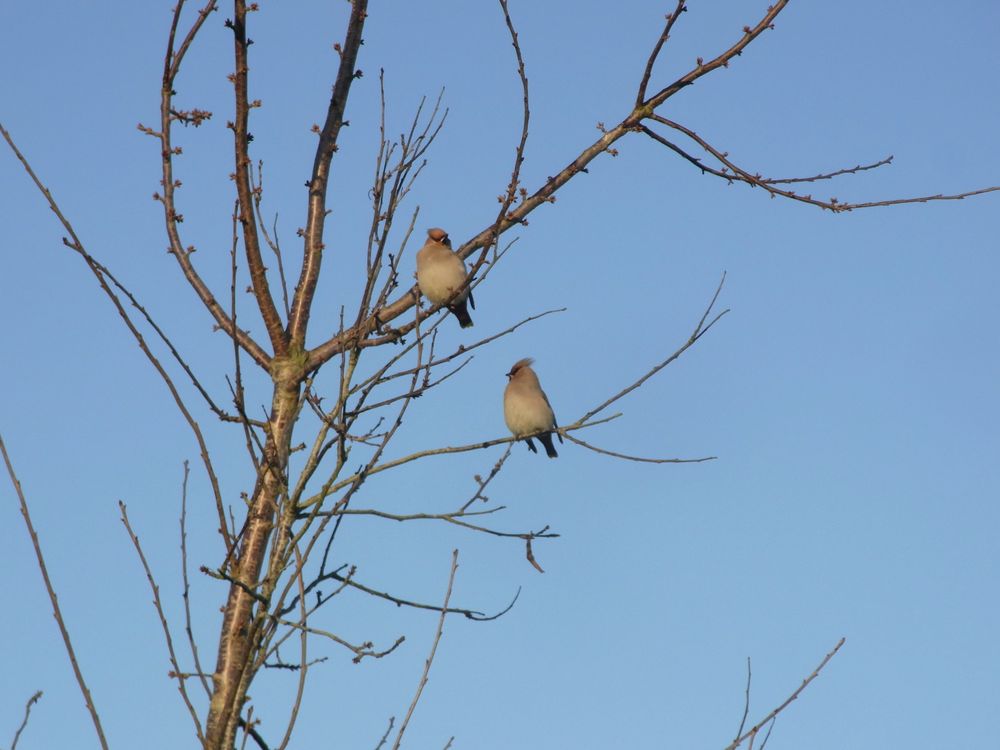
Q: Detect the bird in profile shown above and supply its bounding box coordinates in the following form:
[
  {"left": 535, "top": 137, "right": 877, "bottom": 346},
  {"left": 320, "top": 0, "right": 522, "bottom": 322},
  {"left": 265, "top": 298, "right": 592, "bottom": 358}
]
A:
[
  {"left": 415, "top": 227, "right": 474, "bottom": 328},
  {"left": 504, "top": 358, "right": 563, "bottom": 458}
]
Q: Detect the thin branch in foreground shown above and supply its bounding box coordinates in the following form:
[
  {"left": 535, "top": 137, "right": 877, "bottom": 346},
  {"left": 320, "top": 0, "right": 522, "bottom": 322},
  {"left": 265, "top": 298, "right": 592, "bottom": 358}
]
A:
[
  {"left": 8, "top": 690, "right": 42, "bottom": 750},
  {"left": 392, "top": 550, "right": 459, "bottom": 750},
  {"left": 312, "top": 563, "right": 518, "bottom": 622},
  {"left": 577, "top": 272, "right": 728, "bottom": 425},
  {"left": 0, "top": 121, "right": 235, "bottom": 559},
  {"left": 179, "top": 461, "right": 212, "bottom": 699},
  {"left": 724, "top": 638, "right": 846, "bottom": 750},
  {"left": 0, "top": 436, "right": 110, "bottom": 750},
  {"left": 646, "top": 116, "right": 1000, "bottom": 212},
  {"left": 563, "top": 433, "right": 716, "bottom": 464},
  {"left": 734, "top": 656, "right": 752, "bottom": 742},
  {"left": 460, "top": 444, "right": 513, "bottom": 511},
  {"left": 119, "top": 501, "right": 206, "bottom": 744},
  {"left": 373, "top": 717, "right": 395, "bottom": 750},
  {"left": 636, "top": 0, "right": 688, "bottom": 106}
]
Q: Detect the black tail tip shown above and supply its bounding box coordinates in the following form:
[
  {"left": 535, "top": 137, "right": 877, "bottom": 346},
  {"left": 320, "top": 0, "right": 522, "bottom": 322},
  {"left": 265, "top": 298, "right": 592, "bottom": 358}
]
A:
[
  {"left": 540, "top": 434, "right": 558, "bottom": 458},
  {"left": 451, "top": 306, "right": 474, "bottom": 328}
]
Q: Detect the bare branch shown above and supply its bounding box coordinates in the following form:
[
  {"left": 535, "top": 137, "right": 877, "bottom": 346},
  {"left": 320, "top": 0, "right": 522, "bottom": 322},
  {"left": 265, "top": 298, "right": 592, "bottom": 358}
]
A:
[
  {"left": 641, "top": 2, "right": 789, "bottom": 111},
  {"left": 392, "top": 550, "right": 459, "bottom": 750},
  {"left": 155, "top": 2, "right": 272, "bottom": 369},
  {"left": 120, "top": 501, "right": 206, "bottom": 743},
  {"left": 311, "top": 566, "right": 516, "bottom": 622},
  {"left": 179, "top": 462, "right": 212, "bottom": 699},
  {"left": 563, "top": 433, "right": 716, "bottom": 464},
  {"left": 8, "top": 690, "right": 42, "bottom": 750},
  {"left": 229, "top": 0, "right": 288, "bottom": 354},
  {"left": 734, "top": 657, "right": 752, "bottom": 742},
  {"left": 764, "top": 156, "right": 894, "bottom": 185},
  {"left": 251, "top": 162, "right": 292, "bottom": 319},
  {"left": 460, "top": 445, "right": 513, "bottom": 511},
  {"left": 276, "top": 544, "right": 309, "bottom": 750},
  {"left": 1, "top": 436, "right": 110, "bottom": 750},
  {"left": 577, "top": 273, "right": 728, "bottom": 424},
  {"left": 1, "top": 122, "right": 236, "bottom": 557},
  {"left": 374, "top": 717, "right": 395, "bottom": 750},
  {"left": 636, "top": 1, "right": 688, "bottom": 105},
  {"left": 328, "top": 507, "right": 559, "bottom": 542},
  {"left": 724, "top": 638, "right": 846, "bottom": 750},
  {"left": 289, "top": 0, "right": 370, "bottom": 347},
  {"left": 644, "top": 117, "right": 1000, "bottom": 212}
]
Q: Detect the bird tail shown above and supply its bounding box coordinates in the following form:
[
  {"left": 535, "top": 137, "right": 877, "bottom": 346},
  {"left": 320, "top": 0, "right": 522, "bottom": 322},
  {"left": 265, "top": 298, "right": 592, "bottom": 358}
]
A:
[
  {"left": 450, "top": 301, "right": 474, "bottom": 329},
  {"left": 538, "top": 433, "right": 559, "bottom": 459}
]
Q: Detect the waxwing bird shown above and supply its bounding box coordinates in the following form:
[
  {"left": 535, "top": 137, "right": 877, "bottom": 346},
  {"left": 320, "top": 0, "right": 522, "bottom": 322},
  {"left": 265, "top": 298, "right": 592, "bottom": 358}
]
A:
[
  {"left": 504, "top": 358, "right": 563, "bottom": 458},
  {"left": 415, "top": 227, "right": 474, "bottom": 329}
]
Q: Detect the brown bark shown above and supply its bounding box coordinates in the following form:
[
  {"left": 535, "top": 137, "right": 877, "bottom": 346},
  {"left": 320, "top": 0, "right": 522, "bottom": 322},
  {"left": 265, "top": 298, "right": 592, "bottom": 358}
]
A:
[{"left": 204, "top": 373, "right": 301, "bottom": 749}]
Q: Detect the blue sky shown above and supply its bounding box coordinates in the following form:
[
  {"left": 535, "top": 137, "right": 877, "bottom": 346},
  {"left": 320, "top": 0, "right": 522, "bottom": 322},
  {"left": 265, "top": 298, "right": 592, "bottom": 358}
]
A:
[{"left": 2, "top": 2, "right": 999, "bottom": 748}]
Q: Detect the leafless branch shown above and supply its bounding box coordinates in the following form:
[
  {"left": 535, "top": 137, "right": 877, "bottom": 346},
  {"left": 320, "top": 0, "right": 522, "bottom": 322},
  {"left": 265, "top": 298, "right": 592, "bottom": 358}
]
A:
[
  {"left": 179, "top": 462, "right": 212, "bottom": 699},
  {"left": 304, "top": 565, "right": 517, "bottom": 622},
  {"left": 276, "top": 544, "right": 309, "bottom": 750},
  {"left": 328, "top": 507, "right": 559, "bottom": 542},
  {"left": 120, "top": 501, "right": 206, "bottom": 743},
  {"left": 251, "top": 162, "right": 292, "bottom": 319},
  {"left": 460, "top": 445, "right": 513, "bottom": 511},
  {"left": 8, "top": 690, "right": 42, "bottom": 750},
  {"left": 392, "top": 550, "right": 459, "bottom": 750},
  {"left": 636, "top": 1, "right": 688, "bottom": 105},
  {"left": 563, "top": 433, "right": 716, "bottom": 464},
  {"left": 1, "top": 436, "right": 109, "bottom": 750},
  {"left": 734, "top": 657, "right": 752, "bottom": 742},
  {"left": 0, "top": 121, "right": 235, "bottom": 559},
  {"left": 289, "top": 0, "right": 369, "bottom": 347},
  {"left": 374, "top": 717, "right": 395, "bottom": 750},
  {"left": 645, "top": 117, "right": 1000, "bottom": 212},
  {"left": 724, "top": 638, "right": 846, "bottom": 750},
  {"left": 155, "top": 0, "right": 272, "bottom": 368},
  {"left": 227, "top": 0, "right": 287, "bottom": 353},
  {"left": 578, "top": 272, "right": 728, "bottom": 424},
  {"left": 764, "top": 156, "right": 894, "bottom": 185}
]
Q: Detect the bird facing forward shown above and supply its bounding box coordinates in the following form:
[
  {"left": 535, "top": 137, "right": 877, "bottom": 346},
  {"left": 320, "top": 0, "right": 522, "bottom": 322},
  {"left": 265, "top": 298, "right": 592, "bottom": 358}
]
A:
[
  {"left": 504, "top": 358, "right": 563, "bottom": 458},
  {"left": 415, "top": 227, "right": 474, "bottom": 328}
]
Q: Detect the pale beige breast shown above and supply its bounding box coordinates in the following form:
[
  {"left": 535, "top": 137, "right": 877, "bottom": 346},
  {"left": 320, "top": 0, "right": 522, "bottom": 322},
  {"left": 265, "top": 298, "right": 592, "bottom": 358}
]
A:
[
  {"left": 416, "top": 246, "right": 468, "bottom": 305},
  {"left": 504, "top": 381, "right": 555, "bottom": 436}
]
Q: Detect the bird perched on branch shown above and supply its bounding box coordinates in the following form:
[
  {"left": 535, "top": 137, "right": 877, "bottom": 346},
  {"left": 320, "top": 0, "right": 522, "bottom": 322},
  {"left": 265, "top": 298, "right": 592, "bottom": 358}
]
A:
[
  {"left": 415, "top": 227, "right": 474, "bottom": 328},
  {"left": 504, "top": 358, "right": 563, "bottom": 458}
]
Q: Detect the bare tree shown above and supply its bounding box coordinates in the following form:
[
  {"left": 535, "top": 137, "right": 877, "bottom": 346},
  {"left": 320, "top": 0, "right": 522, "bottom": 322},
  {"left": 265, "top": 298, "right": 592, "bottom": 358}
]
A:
[{"left": 3, "top": 2, "right": 996, "bottom": 749}]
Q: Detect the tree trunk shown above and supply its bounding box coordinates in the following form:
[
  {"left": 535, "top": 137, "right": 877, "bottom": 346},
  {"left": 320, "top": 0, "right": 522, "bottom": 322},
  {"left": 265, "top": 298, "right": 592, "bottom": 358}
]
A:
[{"left": 205, "top": 377, "right": 300, "bottom": 749}]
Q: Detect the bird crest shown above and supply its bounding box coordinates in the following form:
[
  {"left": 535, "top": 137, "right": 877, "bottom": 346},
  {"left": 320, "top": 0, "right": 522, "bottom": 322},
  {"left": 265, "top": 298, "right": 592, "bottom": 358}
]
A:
[{"left": 507, "top": 357, "right": 535, "bottom": 377}]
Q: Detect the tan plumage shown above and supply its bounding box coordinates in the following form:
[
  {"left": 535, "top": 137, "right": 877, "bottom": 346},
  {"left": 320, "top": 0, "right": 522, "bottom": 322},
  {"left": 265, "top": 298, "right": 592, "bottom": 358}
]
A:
[
  {"left": 504, "top": 358, "right": 563, "bottom": 458},
  {"left": 415, "top": 227, "right": 474, "bottom": 328}
]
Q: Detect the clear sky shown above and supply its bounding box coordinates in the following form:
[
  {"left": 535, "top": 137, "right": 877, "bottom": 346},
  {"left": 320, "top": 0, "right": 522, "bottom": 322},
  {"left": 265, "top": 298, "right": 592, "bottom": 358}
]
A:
[{"left": 2, "top": 2, "right": 998, "bottom": 749}]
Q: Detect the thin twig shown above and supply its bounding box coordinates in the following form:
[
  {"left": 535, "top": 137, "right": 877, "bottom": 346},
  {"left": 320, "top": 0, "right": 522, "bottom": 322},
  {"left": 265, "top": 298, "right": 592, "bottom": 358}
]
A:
[
  {"left": 725, "top": 638, "right": 846, "bottom": 750},
  {"left": 734, "top": 657, "right": 751, "bottom": 742},
  {"left": 9, "top": 690, "right": 42, "bottom": 750},
  {"left": 0, "top": 121, "right": 234, "bottom": 558},
  {"left": 645, "top": 117, "right": 1000, "bottom": 212},
  {"left": 1, "top": 436, "right": 110, "bottom": 750},
  {"left": 636, "top": 0, "right": 687, "bottom": 105},
  {"left": 374, "top": 717, "right": 395, "bottom": 750},
  {"left": 577, "top": 273, "right": 727, "bottom": 424},
  {"left": 563, "top": 433, "right": 716, "bottom": 464},
  {"left": 179, "top": 461, "right": 212, "bottom": 698},
  {"left": 392, "top": 550, "right": 460, "bottom": 750},
  {"left": 120, "top": 501, "right": 207, "bottom": 743}
]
